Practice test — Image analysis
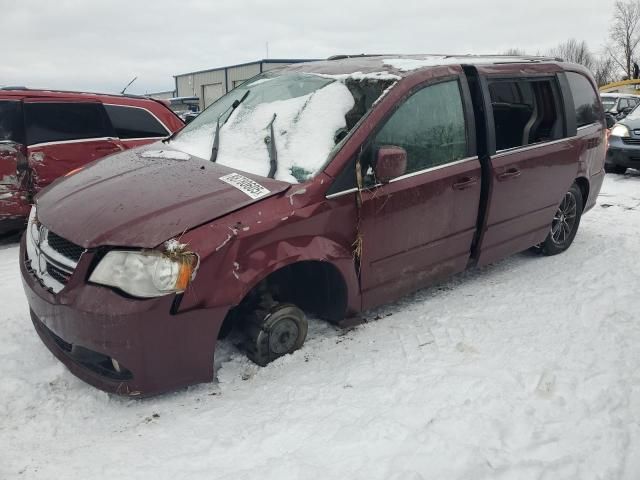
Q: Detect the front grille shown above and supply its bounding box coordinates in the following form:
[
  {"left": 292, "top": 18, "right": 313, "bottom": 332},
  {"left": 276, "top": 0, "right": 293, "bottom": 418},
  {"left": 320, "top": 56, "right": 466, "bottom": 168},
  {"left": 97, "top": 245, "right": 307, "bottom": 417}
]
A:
[
  {"left": 46, "top": 262, "right": 72, "bottom": 284},
  {"left": 47, "top": 231, "right": 85, "bottom": 262},
  {"left": 26, "top": 222, "right": 82, "bottom": 294}
]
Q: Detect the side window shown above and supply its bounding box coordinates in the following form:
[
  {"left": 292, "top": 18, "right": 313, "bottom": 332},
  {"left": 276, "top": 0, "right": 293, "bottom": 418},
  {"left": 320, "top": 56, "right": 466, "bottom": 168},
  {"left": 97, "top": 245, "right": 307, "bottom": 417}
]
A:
[
  {"left": 371, "top": 80, "right": 467, "bottom": 176},
  {"left": 25, "top": 102, "right": 113, "bottom": 145},
  {"left": 566, "top": 72, "right": 601, "bottom": 128},
  {"left": 489, "top": 78, "right": 562, "bottom": 151},
  {"left": 620, "top": 98, "right": 629, "bottom": 109},
  {"left": 104, "top": 105, "right": 169, "bottom": 139},
  {"left": 489, "top": 79, "right": 563, "bottom": 151}
]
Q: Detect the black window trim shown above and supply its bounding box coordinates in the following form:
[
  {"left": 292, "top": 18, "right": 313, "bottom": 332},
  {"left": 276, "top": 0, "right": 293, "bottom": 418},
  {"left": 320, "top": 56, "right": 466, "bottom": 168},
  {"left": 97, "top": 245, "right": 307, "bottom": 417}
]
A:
[
  {"left": 483, "top": 74, "right": 567, "bottom": 155},
  {"left": 23, "top": 100, "right": 116, "bottom": 147},
  {"left": 326, "top": 74, "right": 477, "bottom": 198},
  {"left": 102, "top": 103, "right": 171, "bottom": 139}
]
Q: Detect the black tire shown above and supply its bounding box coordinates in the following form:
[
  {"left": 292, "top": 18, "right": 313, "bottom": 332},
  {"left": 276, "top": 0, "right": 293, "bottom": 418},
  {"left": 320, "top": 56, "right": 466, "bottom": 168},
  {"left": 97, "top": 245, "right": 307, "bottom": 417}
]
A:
[
  {"left": 242, "top": 304, "right": 308, "bottom": 366},
  {"left": 540, "top": 183, "right": 583, "bottom": 256},
  {"left": 604, "top": 164, "right": 627, "bottom": 174}
]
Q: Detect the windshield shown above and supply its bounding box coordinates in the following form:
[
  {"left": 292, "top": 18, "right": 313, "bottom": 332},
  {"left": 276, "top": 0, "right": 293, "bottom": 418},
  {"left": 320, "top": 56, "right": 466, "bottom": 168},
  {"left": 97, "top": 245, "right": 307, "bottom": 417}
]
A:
[
  {"left": 169, "top": 71, "right": 393, "bottom": 183},
  {"left": 624, "top": 103, "right": 640, "bottom": 120}
]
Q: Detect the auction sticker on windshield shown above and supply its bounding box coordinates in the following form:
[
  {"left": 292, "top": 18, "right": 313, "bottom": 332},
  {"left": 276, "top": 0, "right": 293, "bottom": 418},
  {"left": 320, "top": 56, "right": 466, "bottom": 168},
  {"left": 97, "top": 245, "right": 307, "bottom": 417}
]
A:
[{"left": 219, "top": 173, "right": 271, "bottom": 199}]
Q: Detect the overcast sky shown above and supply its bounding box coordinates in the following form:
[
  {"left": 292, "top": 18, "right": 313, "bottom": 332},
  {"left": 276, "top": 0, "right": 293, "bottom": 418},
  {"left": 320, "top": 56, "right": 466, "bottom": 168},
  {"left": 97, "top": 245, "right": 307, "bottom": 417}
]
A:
[{"left": 1, "top": 0, "right": 619, "bottom": 95}]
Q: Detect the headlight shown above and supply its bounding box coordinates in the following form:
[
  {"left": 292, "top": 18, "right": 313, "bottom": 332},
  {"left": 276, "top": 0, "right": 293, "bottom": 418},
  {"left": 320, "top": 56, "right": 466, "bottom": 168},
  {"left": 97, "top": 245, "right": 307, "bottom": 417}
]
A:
[
  {"left": 25, "top": 205, "right": 38, "bottom": 262},
  {"left": 89, "top": 250, "right": 198, "bottom": 298},
  {"left": 610, "top": 124, "right": 630, "bottom": 137}
]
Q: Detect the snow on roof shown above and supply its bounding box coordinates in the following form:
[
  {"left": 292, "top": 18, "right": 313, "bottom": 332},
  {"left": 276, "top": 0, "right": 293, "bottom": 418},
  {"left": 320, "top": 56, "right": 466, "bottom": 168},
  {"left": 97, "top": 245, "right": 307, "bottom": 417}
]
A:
[
  {"left": 311, "top": 71, "right": 401, "bottom": 81},
  {"left": 383, "top": 55, "right": 546, "bottom": 71},
  {"left": 283, "top": 54, "right": 559, "bottom": 79}
]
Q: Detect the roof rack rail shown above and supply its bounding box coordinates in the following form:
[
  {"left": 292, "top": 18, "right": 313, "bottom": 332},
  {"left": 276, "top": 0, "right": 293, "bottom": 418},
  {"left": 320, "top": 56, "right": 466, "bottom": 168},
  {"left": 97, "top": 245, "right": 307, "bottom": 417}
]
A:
[
  {"left": 327, "top": 54, "right": 385, "bottom": 61},
  {"left": 0, "top": 86, "right": 151, "bottom": 99}
]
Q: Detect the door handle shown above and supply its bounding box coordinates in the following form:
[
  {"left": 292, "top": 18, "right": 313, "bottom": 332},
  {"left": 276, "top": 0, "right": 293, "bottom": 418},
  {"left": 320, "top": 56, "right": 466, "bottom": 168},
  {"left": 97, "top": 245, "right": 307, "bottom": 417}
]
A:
[
  {"left": 497, "top": 168, "right": 521, "bottom": 180},
  {"left": 452, "top": 177, "right": 478, "bottom": 190}
]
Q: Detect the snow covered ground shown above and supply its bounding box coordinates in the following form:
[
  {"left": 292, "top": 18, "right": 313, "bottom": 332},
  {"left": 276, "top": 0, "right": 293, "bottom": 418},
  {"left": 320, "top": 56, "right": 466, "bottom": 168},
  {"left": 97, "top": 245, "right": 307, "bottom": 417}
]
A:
[{"left": 1, "top": 173, "right": 640, "bottom": 480}]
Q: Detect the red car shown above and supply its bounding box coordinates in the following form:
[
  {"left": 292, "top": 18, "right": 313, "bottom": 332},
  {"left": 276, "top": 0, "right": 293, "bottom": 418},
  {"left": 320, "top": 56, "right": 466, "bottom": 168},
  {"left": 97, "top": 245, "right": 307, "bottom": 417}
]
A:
[
  {"left": 21, "top": 55, "right": 605, "bottom": 396},
  {"left": 0, "top": 89, "right": 184, "bottom": 235}
]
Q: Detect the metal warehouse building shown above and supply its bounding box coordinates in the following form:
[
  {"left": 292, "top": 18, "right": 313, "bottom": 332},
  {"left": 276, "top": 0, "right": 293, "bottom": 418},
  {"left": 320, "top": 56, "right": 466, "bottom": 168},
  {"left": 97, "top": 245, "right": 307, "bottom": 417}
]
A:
[{"left": 174, "top": 59, "right": 315, "bottom": 110}]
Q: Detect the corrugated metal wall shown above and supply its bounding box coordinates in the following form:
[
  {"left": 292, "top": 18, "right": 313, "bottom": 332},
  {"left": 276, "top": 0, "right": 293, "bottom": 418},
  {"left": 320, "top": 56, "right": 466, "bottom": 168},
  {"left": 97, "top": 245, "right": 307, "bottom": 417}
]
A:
[
  {"left": 175, "top": 60, "right": 313, "bottom": 110},
  {"left": 227, "top": 64, "right": 261, "bottom": 90}
]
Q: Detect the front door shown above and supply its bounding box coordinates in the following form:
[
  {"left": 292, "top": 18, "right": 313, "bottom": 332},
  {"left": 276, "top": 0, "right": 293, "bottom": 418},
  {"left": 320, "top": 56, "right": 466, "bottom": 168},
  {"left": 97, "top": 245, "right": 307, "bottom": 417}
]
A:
[
  {"left": 23, "top": 99, "right": 123, "bottom": 191},
  {"left": 357, "top": 79, "right": 482, "bottom": 309}
]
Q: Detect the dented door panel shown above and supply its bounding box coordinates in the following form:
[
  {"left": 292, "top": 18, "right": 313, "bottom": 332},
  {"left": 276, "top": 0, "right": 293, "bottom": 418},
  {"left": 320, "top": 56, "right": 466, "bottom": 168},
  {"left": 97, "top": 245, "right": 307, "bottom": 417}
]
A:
[{"left": 0, "top": 100, "right": 32, "bottom": 232}]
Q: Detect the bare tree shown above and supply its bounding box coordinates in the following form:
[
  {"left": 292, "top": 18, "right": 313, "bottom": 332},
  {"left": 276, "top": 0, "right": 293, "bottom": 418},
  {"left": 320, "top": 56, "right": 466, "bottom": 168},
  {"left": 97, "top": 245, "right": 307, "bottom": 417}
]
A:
[
  {"left": 593, "top": 56, "right": 617, "bottom": 86},
  {"left": 608, "top": 0, "right": 640, "bottom": 78},
  {"left": 548, "top": 39, "right": 595, "bottom": 69},
  {"left": 502, "top": 48, "right": 527, "bottom": 56}
]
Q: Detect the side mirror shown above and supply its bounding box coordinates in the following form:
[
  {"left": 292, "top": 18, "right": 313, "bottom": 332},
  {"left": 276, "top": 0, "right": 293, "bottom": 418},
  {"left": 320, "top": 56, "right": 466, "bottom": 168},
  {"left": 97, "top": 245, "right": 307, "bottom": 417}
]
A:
[
  {"left": 605, "top": 113, "right": 616, "bottom": 129},
  {"left": 374, "top": 146, "right": 407, "bottom": 183}
]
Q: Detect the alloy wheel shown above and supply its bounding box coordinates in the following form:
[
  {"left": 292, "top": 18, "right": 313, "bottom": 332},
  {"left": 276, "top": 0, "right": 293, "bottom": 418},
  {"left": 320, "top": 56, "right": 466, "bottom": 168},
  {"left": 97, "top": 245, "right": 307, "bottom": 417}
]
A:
[{"left": 551, "top": 191, "right": 578, "bottom": 245}]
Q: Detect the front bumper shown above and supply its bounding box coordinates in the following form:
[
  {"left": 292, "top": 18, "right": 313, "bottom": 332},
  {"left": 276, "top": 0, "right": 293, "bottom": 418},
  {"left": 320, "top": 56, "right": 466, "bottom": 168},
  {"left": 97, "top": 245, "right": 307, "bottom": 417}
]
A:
[
  {"left": 606, "top": 136, "right": 640, "bottom": 169},
  {"left": 20, "top": 235, "right": 229, "bottom": 396}
]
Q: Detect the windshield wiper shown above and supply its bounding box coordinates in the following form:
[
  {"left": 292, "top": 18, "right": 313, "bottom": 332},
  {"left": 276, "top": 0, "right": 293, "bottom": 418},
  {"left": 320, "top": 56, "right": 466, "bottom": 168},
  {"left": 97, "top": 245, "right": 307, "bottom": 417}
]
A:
[
  {"left": 210, "top": 90, "right": 250, "bottom": 162},
  {"left": 264, "top": 113, "right": 278, "bottom": 178}
]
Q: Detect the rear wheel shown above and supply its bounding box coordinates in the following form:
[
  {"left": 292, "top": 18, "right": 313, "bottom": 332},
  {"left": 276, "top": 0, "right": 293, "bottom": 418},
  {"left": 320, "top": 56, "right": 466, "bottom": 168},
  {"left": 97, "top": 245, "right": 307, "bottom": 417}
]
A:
[
  {"left": 242, "top": 304, "right": 308, "bottom": 366},
  {"left": 604, "top": 164, "right": 627, "bottom": 174},
  {"left": 540, "top": 183, "right": 583, "bottom": 256}
]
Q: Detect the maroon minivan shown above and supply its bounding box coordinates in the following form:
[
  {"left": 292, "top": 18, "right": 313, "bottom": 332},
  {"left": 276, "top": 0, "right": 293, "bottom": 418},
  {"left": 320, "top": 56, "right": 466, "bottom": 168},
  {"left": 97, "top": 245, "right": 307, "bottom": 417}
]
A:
[
  {"left": 20, "top": 55, "right": 606, "bottom": 396},
  {"left": 0, "top": 89, "right": 184, "bottom": 235}
]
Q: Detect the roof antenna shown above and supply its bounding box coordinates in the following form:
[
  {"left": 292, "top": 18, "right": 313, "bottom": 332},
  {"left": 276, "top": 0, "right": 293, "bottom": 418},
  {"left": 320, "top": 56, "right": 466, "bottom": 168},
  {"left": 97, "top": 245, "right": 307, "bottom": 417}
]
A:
[{"left": 120, "top": 76, "right": 138, "bottom": 94}]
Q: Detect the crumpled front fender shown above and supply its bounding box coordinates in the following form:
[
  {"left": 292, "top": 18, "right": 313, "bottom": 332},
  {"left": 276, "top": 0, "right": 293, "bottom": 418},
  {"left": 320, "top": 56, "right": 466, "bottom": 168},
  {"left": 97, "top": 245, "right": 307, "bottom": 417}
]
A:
[{"left": 179, "top": 230, "right": 361, "bottom": 316}]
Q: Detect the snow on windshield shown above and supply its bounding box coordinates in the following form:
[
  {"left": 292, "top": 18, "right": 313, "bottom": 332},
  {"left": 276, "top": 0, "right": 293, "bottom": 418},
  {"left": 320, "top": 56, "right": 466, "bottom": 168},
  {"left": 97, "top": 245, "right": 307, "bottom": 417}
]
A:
[{"left": 170, "top": 80, "right": 355, "bottom": 183}]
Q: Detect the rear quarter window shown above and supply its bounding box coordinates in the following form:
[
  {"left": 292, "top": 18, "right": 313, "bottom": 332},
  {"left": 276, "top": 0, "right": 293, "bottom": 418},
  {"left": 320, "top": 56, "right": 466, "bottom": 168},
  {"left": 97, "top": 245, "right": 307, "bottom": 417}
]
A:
[
  {"left": 104, "top": 104, "right": 169, "bottom": 139},
  {"left": 0, "top": 100, "right": 24, "bottom": 144},
  {"left": 566, "top": 72, "right": 602, "bottom": 128},
  {"left": 25, "top": 102, "right": 114, "bottom": 145}
]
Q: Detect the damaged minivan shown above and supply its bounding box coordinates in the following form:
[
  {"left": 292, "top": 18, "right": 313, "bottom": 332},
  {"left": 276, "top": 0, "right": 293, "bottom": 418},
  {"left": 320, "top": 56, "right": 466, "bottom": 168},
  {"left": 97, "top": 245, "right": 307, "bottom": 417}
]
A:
[{"left": 21, "top": 55, "right": 606, "bottom": 396}]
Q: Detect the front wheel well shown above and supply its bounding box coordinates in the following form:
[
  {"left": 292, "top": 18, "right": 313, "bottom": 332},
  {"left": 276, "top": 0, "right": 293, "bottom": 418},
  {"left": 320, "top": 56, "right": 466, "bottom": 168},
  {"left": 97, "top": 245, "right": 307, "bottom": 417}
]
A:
[
  {"left": 219, "top": 261, "right": 349, "bottom": 338},
  {"left": 574, "top": 177, "right": 589, "bottom": 211}
]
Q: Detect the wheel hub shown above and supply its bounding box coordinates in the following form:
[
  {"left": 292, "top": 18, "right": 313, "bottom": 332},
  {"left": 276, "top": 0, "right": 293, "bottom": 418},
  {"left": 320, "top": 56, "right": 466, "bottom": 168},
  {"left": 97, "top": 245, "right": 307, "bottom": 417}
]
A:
[{"left": 268, "top": 317, "right": 300, "bottom": 354}]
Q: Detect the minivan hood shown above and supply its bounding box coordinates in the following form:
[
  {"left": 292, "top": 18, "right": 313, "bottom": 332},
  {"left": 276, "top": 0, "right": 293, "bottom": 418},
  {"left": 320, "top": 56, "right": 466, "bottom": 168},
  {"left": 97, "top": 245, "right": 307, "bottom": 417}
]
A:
[{"left": 36, "top": 146, "right": 290, "bottom": 248}]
